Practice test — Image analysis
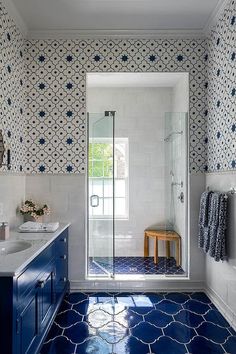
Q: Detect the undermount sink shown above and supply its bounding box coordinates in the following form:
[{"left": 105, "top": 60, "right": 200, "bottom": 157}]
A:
[{"left": 0, "top": 240, "right": 32, "bottom": 255}]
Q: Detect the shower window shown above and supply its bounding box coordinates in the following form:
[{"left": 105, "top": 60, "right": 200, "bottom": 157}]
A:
[{"left": 89, "top": 137, "right": 129, "bottom": 219}]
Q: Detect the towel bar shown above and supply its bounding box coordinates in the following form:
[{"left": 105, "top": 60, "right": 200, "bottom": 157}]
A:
[{"left": 206, "top": 187, "right": 236, "bottom": 195}]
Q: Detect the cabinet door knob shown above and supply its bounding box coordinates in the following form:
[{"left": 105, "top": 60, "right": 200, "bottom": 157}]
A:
[
  {"left": 60, "top": 277, "right": 67, "bottom": 282},
  {"left": 60, "top": 255, "right": 67, "bottom": 260},
  {"left": 37, "top": 279, "right": 46, "bottom": 288},
  {"left": 60, "top": 238, "right": 67, "bottom": 243}
]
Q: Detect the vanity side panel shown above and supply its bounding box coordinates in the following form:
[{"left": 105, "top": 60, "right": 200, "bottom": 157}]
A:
[{"left": 0, "top": 277, "right": 14, "bottom": 354}]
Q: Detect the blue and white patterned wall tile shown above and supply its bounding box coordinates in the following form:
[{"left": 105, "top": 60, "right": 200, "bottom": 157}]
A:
[
  {"left": 0, "top": 1, "right": 26, "bottom": 173},
  {"left": 25, "top": 38, "right": 208, "bottom": 174},
  {"left": 206, "top": 0, "right": 236, "bottom": 172},
  {"left": 1, "top": 0, "right": 235, "bottom": 175}
]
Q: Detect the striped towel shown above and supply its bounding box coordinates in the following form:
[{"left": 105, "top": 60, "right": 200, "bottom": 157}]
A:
[
  {"left": 212, "top": 193, "right": 228, "bottom": 261},
  {"left": 208, "top": 192, "right": 221, "bottom": 255},
  {"left": 199, "top": 191, "right": 228, "bottom": 261},
  {"left": 198, "top": 190, "right": 212, "bottom": 250}
]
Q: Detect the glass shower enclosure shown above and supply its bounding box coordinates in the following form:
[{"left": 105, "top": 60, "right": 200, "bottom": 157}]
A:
[
  {"left": 87, "top": 110, "right": 188, "bottom": 278},
  {"left": 164, "top": 112, "right": 188, "bottom": 275},
  {"left": 87, "top": 111, "right": 115, "bottom": 277}
]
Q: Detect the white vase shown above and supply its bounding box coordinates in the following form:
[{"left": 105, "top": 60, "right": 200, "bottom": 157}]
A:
[{"left": 24, "top": 215, "right": 43, "bottom": 223}]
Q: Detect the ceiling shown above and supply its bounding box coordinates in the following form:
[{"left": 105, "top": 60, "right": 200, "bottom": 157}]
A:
[
  {"left": 87, "top": 73, "right": 188, "bottom": 88},
  {"left": 9, "top": 0, "right": 221, "bottom": 33}
]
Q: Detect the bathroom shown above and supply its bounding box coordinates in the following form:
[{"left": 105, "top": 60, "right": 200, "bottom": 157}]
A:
[{"left": 0, "top": 0, "right": 236, "bottom": 353}]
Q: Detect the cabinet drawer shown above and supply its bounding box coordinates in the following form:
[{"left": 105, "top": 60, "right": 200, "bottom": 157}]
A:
[{"left": 17, "top": 243, "right": 54, "bottom": 299}]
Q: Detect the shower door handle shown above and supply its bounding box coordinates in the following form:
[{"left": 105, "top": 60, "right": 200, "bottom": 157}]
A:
[{"left": 90, "top": 195, "right": 100, "bottom": 207}]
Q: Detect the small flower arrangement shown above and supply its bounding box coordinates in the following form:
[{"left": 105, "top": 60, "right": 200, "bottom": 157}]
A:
[{"left": 20, "top": 200, "right": 50, "bottom": 221}]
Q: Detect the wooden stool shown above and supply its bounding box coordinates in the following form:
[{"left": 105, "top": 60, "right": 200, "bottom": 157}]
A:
[{"left": 144, "top": 230, "right": 181, "bottom": 266}]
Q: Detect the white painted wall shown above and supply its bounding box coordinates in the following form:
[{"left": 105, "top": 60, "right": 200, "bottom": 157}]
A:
[
  {"left": 205, "top": 172, "right": 236, "bottom": 324},
  {"left": 0, "top": 174, "right": 25, "bottom": 230},
  {"left": 87, "top": 87, "right": 172, "bottom": 257}
]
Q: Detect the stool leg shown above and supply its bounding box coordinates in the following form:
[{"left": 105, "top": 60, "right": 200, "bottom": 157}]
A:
[
  {"left": 175, "top": 239, "right": 180, "bottom": 266},
  {"left": 154, "top": 237, "right": 158, "bottom": 264},
  {"left": 144, "top": 233, "right": 149, "bottom": 257},
  {"left": 166, "top": 241, "right": 171, "bottom": 259}
]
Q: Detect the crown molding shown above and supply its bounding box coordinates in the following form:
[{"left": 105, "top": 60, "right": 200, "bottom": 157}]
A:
[
  {"left": 2, "top": 0, "right": 28, "bottom": 36},
  {"left": 27, "top": 29, "right": 206, "bottom": 40},
  {"left": 1, "top": 0, "right": 228, "bottom": 41},
  {"left": 203, "top": 0, "right": 230, "bottom": 36}
]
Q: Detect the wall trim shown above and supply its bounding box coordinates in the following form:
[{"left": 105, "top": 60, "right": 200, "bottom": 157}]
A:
[
  {"left": 70, "top": 279, "right": 205, "bottom": 292},
  {"left": 2, "top": 0, "right": 28, "bottom": 36},
  {"left": 206, "top": 170, "right": 236, "bottom": 176},
  {"left": 27, "top": 29, "right": 206, "bottom": 40},
  {"left": 205, "top": 285, "right": 236, "bottom": 331},
  {"left": 2, "top": 0, "right": 228, "bottom": 40},
  {"left": 203, "top": 0, "right": 230, "bottom": 36}
]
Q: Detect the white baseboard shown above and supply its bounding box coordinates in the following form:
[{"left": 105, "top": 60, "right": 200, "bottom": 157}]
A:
[
  {"left": 205, "top": 286, "right": 236, "bottom": 331},
  {"left": 70, "top": 279, "right": 204, "bottom": 292}
]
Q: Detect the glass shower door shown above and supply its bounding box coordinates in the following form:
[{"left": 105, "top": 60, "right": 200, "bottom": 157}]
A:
[
  {"left": 87, "top": 112, "right": 115, "bottom": 277},
  {"left": 164, "top": 112, "right": 188, "bottom": 276}
]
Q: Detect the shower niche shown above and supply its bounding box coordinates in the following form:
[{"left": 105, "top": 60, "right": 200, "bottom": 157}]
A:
[{"left": 86, "top": 72, "right": 189, "bottom": 279}]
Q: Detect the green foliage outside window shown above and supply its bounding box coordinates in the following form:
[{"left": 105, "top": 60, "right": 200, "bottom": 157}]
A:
[{"left": 89, "top": 143, "right": 113, "bottom": 177}]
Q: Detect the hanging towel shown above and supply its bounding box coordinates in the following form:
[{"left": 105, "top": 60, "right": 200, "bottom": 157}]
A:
[
  {"left": 214, "top": 193, "right": 228, "bottom": 261},
  {"left": 198, "top": 190, "right": 212, "bottom": 250},
  {"left": 208, "top": 192, "right": 221, "bottom": 255}
]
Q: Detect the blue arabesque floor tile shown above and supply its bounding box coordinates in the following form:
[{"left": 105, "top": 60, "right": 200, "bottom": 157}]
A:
[
  {"left": 89, "top": 256, "right": 185, "bottom": 275},
  {"left": 40, "top": 291, "right": 236, "bottom": 354}
]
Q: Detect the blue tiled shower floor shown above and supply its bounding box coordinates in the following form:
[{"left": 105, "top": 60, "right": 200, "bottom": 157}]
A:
[
  {"left": 40, "top": 292, "right": 236, "bottom": 354},
  {"left": 89, "top": 256, "right": 185, "bottom": 275}
]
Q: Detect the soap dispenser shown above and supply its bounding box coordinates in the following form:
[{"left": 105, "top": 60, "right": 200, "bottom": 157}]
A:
[{"left": 0, "top": 222, "right": 10, "bottom": 240}]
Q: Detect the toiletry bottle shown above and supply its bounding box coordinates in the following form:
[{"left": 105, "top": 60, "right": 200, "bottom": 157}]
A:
[{"left": 0, "top": 222, "right": 10, "bottom": 240}]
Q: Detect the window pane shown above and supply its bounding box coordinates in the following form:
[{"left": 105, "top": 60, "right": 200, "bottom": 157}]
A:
[
  {"left": 92, "top": 198, "right": 104, "bottom": 216},
  {"left": 115, "top": 179, "right": 126, "bottom": 197},
  {"left": 104, "top": 179, "right": 113, "bottom": 197},
  {"left": 89, "top": 142, "right": 113, "bottom": 178},
  {"left": 92, "top": 161, "right": 104, "bottom": 177},
  {"left": 104, "top": 198, "right": 113, "bottom": 216},
  {"left": 89, "top": 138, "right": 128, "bottom": 219},
  {"left": 115, "top": 198, "right": 126, "bottom": 216},
  {"left": 90, "top": 179, "right": 103, "bottom": 196}
]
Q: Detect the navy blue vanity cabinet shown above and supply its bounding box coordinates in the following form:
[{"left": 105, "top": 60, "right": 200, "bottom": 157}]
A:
[
  {"left": 0, "top": 227, "right": 69, "bottom": 354},
  {"left": 55, "top": 229, "right": 68, "bottom": 296}
]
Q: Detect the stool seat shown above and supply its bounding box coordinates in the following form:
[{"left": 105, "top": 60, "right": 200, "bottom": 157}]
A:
[{"left": 144, "top": 229, "right": 181, "bottom": 266}]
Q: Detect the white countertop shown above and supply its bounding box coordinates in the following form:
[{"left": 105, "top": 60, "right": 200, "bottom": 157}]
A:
[{"left": 0, "top": 223, "right": 70, "bottom": 276}]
